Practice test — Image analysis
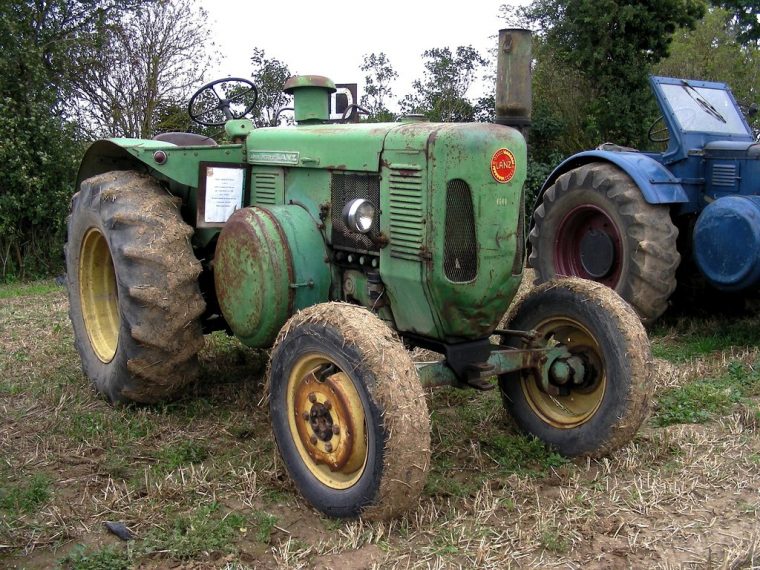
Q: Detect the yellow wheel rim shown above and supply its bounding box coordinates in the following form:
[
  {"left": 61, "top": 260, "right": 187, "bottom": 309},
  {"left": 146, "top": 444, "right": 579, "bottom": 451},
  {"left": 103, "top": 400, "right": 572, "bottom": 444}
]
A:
[
  {"left": 286, "top": 353, "right": 368, "bottom": 489},
  {"left": 522, "top": 317, "right": 606, "bottom": 429},
  {"left": 79, "top": 228, "right": 120, "bottom": 363}
]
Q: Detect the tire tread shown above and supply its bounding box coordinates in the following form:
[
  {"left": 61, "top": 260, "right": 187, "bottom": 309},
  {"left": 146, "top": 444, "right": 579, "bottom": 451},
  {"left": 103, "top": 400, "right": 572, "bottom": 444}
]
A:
[
  {"left": 529, "top": 162, "right": 679, "bottom": 323},
  {"left": 66, "top": 170, "right": 205, "bottom": 403}
]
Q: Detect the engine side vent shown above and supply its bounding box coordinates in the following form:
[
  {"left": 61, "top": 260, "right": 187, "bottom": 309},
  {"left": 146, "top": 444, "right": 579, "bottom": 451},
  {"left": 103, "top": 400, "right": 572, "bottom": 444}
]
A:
[
  {"left": 712, "top": 164, "right": 737, "bottom": 188},
  {"left": 252, "top": 169, "right": 283, "bottom": 205},
  {"left": 444, "top": 180, "right": 477, "bottom": 282},
  {"left": 388, "top": 165, "right": 425, "bottom": 260},
  {"left": 331, "top": 172, "right": 381, "bottom": 252}
]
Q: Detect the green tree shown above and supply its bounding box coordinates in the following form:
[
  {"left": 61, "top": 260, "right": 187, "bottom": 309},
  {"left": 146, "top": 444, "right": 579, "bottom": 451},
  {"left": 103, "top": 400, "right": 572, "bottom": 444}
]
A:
[
  {"left": 249, "top": 48, "right": 292, "bottom": 127},
  {"left": 522, "top": 39, "right": 597, "bottom": 205},
  {"left": 709, "top": 0, "right": 760, "bottom": 44},
  {"left": 515, "top": 0, "right": 705, "bottom": 146},
  {"left": 0, "top": 0, "right": 148, "bottom": 280},
  {"left": 400, "top": 46, "right": 487, "bottom": 122},
  {"left": 359, "top": 52, "right": 398, "bottom": 122}
]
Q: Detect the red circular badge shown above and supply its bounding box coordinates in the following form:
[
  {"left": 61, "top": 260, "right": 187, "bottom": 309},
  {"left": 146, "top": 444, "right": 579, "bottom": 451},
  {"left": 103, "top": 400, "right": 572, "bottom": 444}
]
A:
[{"left": 491, "top": 148, "right": 516, "bottom": 183}]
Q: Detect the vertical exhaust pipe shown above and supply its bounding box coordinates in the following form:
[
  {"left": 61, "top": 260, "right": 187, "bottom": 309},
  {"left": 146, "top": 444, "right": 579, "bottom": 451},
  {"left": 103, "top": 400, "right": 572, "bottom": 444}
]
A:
[{"left": 495, "top": 28, "right": 532, "bottom": 134}]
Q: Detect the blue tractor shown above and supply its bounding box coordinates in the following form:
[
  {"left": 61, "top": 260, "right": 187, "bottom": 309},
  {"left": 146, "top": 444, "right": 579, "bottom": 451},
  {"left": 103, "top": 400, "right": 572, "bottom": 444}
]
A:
[{"left": 529, "top": 76, "right": 760, "bottom": 323}]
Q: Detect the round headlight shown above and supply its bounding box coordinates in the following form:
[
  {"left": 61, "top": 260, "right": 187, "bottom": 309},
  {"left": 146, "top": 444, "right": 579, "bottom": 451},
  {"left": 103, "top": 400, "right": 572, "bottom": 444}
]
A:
[{"left": 342, "top": 199, "right": 376, "bottom": 234}]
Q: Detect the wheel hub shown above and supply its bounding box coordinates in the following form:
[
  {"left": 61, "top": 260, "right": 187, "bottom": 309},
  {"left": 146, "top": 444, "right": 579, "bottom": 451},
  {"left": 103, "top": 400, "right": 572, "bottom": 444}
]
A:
[
  {"left": 292, "top": 368, "right": 366, "bottom": 475},
  {"left": 79, "top": 228, "right": 120, "bottom": 363},
  {"left": 579, "top": 229, "right": 614, "bottom": 278},
  {"left": 545, "top": 353, "right": 599, "bottom": 396},
  {"left": 522, "top": 320, "right": 607, "bottom": 429},
  {"left": 555, "top": 205, "right": 622, "bottom": 287},
  {"left": 308, "top": 402, "right": 335, "bottom": 441}
]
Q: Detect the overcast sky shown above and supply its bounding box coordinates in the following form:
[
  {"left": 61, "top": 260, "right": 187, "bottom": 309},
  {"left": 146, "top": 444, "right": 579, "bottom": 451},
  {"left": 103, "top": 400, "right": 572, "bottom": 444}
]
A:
[{"left": 200, "top": 0, "right": 526, "bottom": 109}]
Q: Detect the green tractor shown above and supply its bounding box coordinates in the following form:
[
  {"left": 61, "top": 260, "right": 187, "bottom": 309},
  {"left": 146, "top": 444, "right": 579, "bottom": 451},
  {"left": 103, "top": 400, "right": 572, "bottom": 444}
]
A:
[{"left": 66, "top": 30, "right": 651, "bottom": 520}]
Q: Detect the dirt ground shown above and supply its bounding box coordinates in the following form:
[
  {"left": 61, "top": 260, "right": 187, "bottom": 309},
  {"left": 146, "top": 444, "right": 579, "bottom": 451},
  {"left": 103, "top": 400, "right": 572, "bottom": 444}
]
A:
[{"left": 0, "top": 279, "right": 758, "bottom": 569}]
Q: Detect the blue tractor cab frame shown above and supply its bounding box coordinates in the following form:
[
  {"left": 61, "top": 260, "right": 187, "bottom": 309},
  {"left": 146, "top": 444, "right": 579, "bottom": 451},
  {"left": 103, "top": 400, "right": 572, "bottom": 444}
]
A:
[{"left": 529, "top": 75, "right": 760, "bottom": 322}]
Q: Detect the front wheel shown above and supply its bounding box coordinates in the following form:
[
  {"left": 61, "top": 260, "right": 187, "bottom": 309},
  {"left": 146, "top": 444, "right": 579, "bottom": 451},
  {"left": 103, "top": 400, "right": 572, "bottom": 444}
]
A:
[
  {"left": 499, "top": 278, "right": 652, "bottom": 457},
  {"left": 269, "top": 303, "right": 430, "bottom": 520}
]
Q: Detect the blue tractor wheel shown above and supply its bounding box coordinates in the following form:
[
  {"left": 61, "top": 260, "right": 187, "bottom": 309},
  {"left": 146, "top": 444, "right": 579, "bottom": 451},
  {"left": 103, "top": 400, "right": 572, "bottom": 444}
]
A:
[{"left": 529, "top": 162, "right": 680, "bottom": 324}]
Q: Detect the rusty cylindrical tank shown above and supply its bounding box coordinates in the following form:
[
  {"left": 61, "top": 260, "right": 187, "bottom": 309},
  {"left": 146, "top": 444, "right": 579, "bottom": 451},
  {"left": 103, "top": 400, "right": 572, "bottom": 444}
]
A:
[{"left": 495, "top": 28, "right": 532, "bottom": 133}]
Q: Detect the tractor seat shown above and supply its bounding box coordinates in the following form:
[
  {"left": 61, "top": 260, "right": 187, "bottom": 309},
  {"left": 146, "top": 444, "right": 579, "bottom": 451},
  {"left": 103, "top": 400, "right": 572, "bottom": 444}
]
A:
[{"left": 152, "top": 132, "right": 218, "bottom": 146}]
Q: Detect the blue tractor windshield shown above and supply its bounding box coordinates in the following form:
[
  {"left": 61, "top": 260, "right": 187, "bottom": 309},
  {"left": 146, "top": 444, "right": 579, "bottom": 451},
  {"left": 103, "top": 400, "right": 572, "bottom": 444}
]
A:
[{"left": 659, "top": 83, "right": 751, "bottom": 137}]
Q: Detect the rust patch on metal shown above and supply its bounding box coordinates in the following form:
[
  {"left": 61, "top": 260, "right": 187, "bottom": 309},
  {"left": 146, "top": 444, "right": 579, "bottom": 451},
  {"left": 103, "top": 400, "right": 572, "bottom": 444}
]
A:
[
  {"left": 374, "top": 232, "right": 390, "bottom": 248},
  {"left": 284, "top": 75, "right": 337, "bottom": 93},
  {"left": 293, "top": 371, "right": 361, "bottom": 472},
  {"left": 256, "top": 207, "right": 295, "bottom": 315},
  {"left": 214, "top": 208, "right": 256, "bottom": 305}
]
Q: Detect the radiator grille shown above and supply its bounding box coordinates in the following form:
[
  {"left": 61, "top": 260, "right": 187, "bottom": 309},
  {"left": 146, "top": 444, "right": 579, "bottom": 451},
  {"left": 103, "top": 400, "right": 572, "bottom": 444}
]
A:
[
  {"left": 712, "top": 164, "right": 737, "bottom": 187},
  {"left": 252, "top": 171, "right": 281, "bottom": 205},
  {"left": 444, "top": 180, "right": 477, "bottom": 282},
  {"left": 388, "top": 165, "right": 425, "bottom": 260},
  {"left": 331, "top": 173, "right": 381, "bottom": 252}
]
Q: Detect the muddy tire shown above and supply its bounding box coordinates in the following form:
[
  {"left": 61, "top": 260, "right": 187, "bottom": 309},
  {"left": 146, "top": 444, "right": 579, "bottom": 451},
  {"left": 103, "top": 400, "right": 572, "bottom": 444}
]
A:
[
  {"left": 529, "top": 162, "right": 679, "bottom": 324},
  {"left": 65, "top": 171, "right": 205, "bottom": 404},
  {"left": 269, "top": 303, "right": 430, "bottom": 520},
  {"left": 499, "top": 278, "right": 652, "bottom": 457}
]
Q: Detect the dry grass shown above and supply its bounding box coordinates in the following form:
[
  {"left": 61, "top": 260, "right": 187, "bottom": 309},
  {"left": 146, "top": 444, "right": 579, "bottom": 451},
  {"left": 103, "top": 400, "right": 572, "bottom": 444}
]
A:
[{"left": 0, "top": 280, "right": 759, "bottom": 569}]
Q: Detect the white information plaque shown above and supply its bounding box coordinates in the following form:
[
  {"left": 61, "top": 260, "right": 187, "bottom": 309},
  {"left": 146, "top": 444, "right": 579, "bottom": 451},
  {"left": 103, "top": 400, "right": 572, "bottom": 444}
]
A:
[{"left": 204, "top": 166, "right": 245, "bottom": 223}]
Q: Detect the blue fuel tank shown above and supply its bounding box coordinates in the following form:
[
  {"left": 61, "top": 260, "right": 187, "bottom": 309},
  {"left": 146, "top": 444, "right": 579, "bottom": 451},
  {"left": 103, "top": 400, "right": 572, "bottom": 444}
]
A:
[{"left": 693, "top": 195, "right": 760, "bottom": 291}]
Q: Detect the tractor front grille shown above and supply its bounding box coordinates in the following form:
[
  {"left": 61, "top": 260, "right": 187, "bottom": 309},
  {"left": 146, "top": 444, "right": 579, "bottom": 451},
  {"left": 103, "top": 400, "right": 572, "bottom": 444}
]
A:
[
  {"left": 330, "top": 172, "right": 381, "bottom": 252},
  {"left": 444, "top": 180, "right": 477, "bottom": 282}
]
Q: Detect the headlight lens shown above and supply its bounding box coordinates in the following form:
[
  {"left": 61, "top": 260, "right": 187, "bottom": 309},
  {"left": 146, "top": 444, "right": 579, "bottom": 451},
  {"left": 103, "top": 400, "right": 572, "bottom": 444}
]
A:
[{"left": 342, "top": 199, "right": 376, "bottom": 234}]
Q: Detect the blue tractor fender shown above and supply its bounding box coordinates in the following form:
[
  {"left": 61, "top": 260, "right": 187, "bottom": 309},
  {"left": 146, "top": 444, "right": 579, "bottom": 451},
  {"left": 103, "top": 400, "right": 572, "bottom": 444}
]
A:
[{"left": 534, "top": 150, "right": 690, "bottom": 211}]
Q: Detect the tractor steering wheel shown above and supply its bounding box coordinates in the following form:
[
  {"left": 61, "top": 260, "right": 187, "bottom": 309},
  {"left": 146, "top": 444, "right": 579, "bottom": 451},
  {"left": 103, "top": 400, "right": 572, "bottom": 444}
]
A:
[
  {"left": 648, "top": 108, "right": 700, "bottom": 143},
  {"left": 188, "top": 78, "right": 258, "bottom": 127},
  {"left": 647, "top": 116, "right": 670, "bottom": 143}
]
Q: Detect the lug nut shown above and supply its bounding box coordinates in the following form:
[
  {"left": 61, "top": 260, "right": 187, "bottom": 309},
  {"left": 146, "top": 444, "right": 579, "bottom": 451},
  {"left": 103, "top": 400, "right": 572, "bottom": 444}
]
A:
[
  {"left": 332, "top": 425, "right": 340, "bottom": 435},
  {"left": 302, "top": 412, "right": 310, "bottom": 421},
  {"left": 323, "top": 400, "right": 332, "bottom": 410},
  {"left": 324, "top": 442, "right": 333, "bottom": 452},
  {"left": 308, "top": 392, "right": 317, "bottom": 403},
  {"left": 310, "top": 435, "right": 318, "bottom": 445}
]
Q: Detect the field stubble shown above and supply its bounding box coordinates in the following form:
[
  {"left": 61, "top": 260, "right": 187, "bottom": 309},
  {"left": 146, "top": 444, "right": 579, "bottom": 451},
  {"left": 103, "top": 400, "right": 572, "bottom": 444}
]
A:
[{"left": 0, "top": 279, "right": 758, "bottom": 569}]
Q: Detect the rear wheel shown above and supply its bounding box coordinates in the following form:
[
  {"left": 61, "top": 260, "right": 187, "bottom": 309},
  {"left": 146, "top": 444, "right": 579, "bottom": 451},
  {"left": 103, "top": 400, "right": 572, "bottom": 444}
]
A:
[
  {"left": 499, "top": 278, "right": 652, "bottom": 457},
  {"left": 269, "top": 303, "right": 430, "bottom": 520},
  {"left": 66, "top": 171, "right": 205, "bottom": 403},
  {"left": 529, "top": 162, "right": 679, "bottom": 323}
]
